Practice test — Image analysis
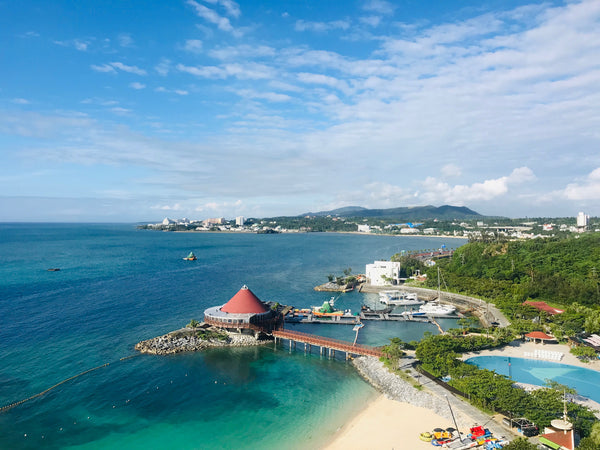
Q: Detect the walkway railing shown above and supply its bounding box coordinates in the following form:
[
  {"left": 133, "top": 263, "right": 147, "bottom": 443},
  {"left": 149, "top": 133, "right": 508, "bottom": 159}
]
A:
[{"left": 273, "top": 329, "right": 383, "bottom": 357}]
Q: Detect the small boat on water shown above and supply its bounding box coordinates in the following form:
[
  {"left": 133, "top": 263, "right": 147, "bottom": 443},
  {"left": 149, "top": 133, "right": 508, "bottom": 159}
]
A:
[
  {"left": 183, "top": 252, "right": 197, "bottom": 261},
  {"left": 401, "top": 301, "right": 456, "bottom": 317},
  {"left": 311, "top": 297, "right": 353, "bottom": 317},
  {"left": 379, "top": 291, "right": 423, "bottom": 306},
  {"left": 47, "top": 268, "right": 61, "bottom": 271}
]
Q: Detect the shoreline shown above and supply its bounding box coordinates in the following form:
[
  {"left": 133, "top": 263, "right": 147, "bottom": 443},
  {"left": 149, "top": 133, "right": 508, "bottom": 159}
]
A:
[{"left": 323, "top": 356, "right": 513, "bottom": 449}]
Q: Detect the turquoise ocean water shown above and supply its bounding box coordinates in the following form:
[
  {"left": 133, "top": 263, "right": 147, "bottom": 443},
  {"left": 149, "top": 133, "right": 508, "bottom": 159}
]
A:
[{"left": 0, "top": 224, "right": 465, "bottom": 449}]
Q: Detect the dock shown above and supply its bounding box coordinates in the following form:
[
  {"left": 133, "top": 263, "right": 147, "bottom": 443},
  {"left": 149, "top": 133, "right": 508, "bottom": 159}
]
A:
[{"left": 273, "top": 329, "right": 383, "bottom": 358}]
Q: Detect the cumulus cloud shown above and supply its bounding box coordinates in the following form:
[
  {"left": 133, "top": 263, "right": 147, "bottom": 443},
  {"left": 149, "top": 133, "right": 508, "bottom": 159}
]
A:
[
  {"left": 418, "top": 167, "right": 536, "bottom": 204},
  {"left": 129, "top": 82, "right": 146, "bottom": 90},
  {"left": 563, "top": 168, "right": 600, "bottom": 200}
]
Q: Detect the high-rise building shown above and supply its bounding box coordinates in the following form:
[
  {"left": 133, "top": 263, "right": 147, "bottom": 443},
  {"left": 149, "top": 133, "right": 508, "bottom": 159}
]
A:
[
  {"left": 577, "top": 212, "right": 589, "bottom": 229},
  {"left": 236, "top": 216, "right": 245, "bottom": 226}
]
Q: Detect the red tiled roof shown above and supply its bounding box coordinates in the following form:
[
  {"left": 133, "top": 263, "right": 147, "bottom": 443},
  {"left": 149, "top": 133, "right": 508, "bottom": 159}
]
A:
[
  {"left": 541, "top": 430, "right": 575, "bottom": 450},
  {"left": 525, "top": 331, "right": 554, "bottom": 340},
  {"left": 221, "top": 285, "right": 269, "bottom": 314},
  {"left": 523, "top": 301, "right": 564, "bottom": 315}
]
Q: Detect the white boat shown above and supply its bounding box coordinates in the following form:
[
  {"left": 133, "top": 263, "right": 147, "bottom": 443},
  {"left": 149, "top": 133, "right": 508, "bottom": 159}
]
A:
[
  {"left": 401, "top": 301, "right": 456, "bottom": 317},
  {"left": 379, "top": 291, "right": 423, "bottom": 306}
]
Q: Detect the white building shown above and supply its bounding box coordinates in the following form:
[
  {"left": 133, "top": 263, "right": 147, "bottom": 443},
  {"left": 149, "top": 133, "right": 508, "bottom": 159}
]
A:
[
  {"left": 236, "top": 216, "right": 245, "bottom": 226},
  {"left": 366, "top": 260, "right": 401, "bottom": 286},
  {"left": 357, "top": 224, "right": 371, "bottom": 233},
  {"left": 162, "top": 217, "right": 176, "bottom": 225},
  {"left": 577, "top": 212, "right": 589, "bottom": 229}
]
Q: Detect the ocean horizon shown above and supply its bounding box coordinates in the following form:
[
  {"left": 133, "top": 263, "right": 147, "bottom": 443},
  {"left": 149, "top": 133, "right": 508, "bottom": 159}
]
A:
[{"left": 0, "top": 224, "right": 465, "bottom": 449}]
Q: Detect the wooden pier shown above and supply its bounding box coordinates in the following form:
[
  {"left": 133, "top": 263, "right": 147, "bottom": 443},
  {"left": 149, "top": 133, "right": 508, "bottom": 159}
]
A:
[{"left": 272, "top": 329, "right": 383, "bottom": 359}]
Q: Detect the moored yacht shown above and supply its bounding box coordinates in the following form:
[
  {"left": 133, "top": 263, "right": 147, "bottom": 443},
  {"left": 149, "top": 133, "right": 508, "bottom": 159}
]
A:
[
  {"left": 379, "top": 291, "right": 423, "bottom": 306},
  {"left": 401, "top": 301, "right": 456, "bottom": 317}
]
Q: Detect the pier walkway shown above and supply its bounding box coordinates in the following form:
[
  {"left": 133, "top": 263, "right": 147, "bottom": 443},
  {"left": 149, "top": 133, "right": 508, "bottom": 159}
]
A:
[{"left": 272, "top": 329, "right": 383, "bottom": 358}]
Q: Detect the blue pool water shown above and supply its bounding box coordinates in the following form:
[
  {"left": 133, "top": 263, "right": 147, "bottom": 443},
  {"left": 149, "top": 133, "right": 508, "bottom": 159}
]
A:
[{"left": 466, "top": 356, "right": 600, "bottom": 403}]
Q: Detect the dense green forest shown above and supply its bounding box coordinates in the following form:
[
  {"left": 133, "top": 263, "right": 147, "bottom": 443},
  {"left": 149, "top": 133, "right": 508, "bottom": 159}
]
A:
[{"left": 425, "top": 234, "right": 600, "bottom": 314}]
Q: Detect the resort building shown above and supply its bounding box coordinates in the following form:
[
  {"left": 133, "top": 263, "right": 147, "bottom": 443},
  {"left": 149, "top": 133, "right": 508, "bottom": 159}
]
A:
[
  {"left": 203, "top": 285, "right": 281, "bottom": 335},
  {"left": 366, "top": 260, "right": 401, "bottom": 286},
  {"left": 235, "top": 216, "right": 245, "bottom": 226}
]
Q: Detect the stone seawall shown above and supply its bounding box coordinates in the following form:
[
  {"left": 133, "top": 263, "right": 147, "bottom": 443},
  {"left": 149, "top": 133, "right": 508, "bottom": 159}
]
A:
[
  {"left": 135, "top": 327, "right": 272, "bottom": 355},
  {"left": 352, "top": 356, "right": 472, "bottom": 427}
]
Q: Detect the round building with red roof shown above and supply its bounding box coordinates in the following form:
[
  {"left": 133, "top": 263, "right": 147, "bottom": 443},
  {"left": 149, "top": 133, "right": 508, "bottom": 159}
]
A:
[{"left": 204, "top": 285, "right": 281, "bottom": 333}]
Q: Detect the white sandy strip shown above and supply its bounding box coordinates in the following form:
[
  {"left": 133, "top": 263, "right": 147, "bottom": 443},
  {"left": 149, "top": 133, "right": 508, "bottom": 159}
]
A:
[{"left": 324, "top": 395, "right": 460, "bottom": 450}]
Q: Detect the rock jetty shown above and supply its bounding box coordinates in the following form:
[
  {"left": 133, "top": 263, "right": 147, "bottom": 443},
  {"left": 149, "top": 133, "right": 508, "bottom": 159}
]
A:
[
  {"left": 352, "top": 356, "right": 472, "bottom": 427},
  {"left": 135, "top": 325, "right": 272, "bottom": 355}
]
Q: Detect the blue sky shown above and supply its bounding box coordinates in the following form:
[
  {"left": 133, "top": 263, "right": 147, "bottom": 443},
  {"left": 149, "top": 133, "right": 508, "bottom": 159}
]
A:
[{"left": 1, "top": 0, "right": 599, "bottom": 222}]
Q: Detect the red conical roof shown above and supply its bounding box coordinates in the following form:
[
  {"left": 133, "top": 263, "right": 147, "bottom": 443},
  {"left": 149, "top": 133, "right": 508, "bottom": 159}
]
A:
[{"left": 221, "top": 285, "right": 269, "bottom": 314}]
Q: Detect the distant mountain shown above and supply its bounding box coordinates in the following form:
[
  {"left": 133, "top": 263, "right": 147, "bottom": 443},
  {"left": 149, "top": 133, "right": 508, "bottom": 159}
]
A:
[{"left": 301, "top": 205, "right": 481, "bottom": 221}]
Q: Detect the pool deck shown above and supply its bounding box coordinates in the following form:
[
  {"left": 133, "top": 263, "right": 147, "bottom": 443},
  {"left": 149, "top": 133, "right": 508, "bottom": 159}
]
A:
[{"left": 462, "top": 339, "right": 600, "bottom": 417}]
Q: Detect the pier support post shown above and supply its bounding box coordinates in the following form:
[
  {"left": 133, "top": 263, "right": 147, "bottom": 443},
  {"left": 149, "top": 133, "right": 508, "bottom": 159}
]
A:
[
  {"left": 289, "top": 340, "right": 292, "bottom": 351},
  {"left": 304, "top": 343, "right": 307, "bottom": 353},
  {"left": 320, "top": 346, "right": 324, "bottom": 356}
]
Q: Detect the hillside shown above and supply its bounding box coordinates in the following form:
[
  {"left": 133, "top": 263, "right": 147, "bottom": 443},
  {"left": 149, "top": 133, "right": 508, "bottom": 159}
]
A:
[{"left": 427, "top": 234, "right": 600, "bottom": 310}]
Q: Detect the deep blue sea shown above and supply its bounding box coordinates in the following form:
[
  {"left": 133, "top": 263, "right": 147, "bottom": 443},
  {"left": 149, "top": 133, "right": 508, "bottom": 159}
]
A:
[{"left": 0, "top": 224, "right": 465, "bottom": 449}]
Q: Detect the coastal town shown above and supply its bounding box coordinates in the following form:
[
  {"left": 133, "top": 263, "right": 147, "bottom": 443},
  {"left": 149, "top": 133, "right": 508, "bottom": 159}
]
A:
[
  {"left": 135, "top": 232, "right": 600, "bottom": 450},
  {"left": 140, "top": 210, "right": 597, "bottom": 241}
]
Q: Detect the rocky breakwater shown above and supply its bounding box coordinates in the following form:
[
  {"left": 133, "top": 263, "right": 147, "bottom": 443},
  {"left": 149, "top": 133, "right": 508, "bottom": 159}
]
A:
[
  {"left": 352, "top": 356, "right": 473, "bottom": 428},
  {"left": 135, "top": 325, "right": 272, "bottom": 355}
]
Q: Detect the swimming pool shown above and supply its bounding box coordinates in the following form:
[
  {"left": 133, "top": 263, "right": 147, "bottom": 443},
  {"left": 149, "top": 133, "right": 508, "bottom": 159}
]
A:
[{"left": 465, "top": 356, "right": 600, "bottom": 404}]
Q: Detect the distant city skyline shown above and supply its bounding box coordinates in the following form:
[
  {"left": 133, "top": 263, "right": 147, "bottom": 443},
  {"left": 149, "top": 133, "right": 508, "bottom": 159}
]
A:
[{"left": 1, "top": 0, "right": 600, "bottom": 222}]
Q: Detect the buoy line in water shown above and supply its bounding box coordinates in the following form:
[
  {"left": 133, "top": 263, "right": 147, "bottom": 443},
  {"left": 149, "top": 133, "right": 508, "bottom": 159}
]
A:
[{"left": 0, "top": 354, "right": 140, "bottom": 413}]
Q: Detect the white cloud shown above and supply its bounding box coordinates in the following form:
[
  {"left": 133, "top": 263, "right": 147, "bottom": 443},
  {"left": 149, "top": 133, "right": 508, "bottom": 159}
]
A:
[
  {"left": 418, "top": 168, "right": 536, "bottom": 204},
  {"left": 563, "top": 168, "right": 600, "bottom": 200},
  {"left": 441, "top": 164, "right": 462, "bottom": 178},
  {"left": 118, "top": 33, "right": 134, "bottom": 47},
  {"left": 186, "top": 0, "right": 242, "bottom": 36},
  {"left": 12, "top": 98, "right": 30, "bottom": 105},
  {"left": 151, "top": 203, "right": 182, "bottom": 211},
  {"left": 110, "top": 107, "right": 131, "bottom": 115},
  {"left": 109, "top": 62, "right": 147, "bottom": 75},
  {"left": 129, "top": 82, "right": 146, "bottom": 90},
  {"left": 295, "top": 19, "right": 350, "bottom": 32},
  {"left": 234, "top": 89, "right": 291, "bottom": 102},
  {"left": 177, "top": 62, "right": 274, "bottom": 80},
  {"left": 91, "top": 62, "right": 147, "bottom": 75},
  {"left": 201, "top": 0, "right": 241, "bottom": 18},
  {"left": 155, "top": 59, "right": 171, "bottom": 76},
  {"left": 54, "top": 39, "right": 90, "bottom": 51},
  {"left": 360, "top": 16, "right": 381, "bottom": 27},
  {"left": 91, "top": 64, "right": 116, "bottom": 73},
  {"left": 184, "top": 39, "right": 203, "bottom": 53},
  {"left": 362, "top": 0, "right": 395, "bottom": 15}
]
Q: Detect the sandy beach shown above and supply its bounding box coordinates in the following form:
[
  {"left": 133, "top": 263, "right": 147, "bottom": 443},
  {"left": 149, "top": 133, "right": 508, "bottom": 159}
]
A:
[
  {"left": 324, "top": 394, "right": 461, "bottom": 450},
  {"left": 324, "top": 340, "right": 600, "bottom": 449}
]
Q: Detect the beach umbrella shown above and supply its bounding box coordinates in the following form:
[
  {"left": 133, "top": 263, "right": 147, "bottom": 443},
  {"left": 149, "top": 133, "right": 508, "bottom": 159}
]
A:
[
  {"left": 433, "top": 428, "right": 444, "bottom": 432},
  {"left": 446, "top": 427, "right": 456, "bottom": 432}
]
